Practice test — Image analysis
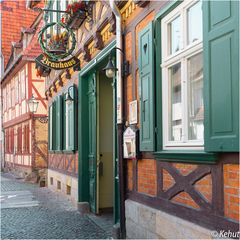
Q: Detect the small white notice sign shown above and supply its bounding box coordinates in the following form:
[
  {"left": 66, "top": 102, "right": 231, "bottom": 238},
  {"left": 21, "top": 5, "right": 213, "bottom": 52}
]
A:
[{"left": 129, "top": 100, "right": 137, "bottom": 124}]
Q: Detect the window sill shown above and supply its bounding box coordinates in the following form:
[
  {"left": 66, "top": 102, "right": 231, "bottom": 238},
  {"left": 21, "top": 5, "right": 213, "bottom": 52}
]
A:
[
  {"left": 63, "top": 150, "right": 76, "bottom": 154},
  {"left": 154, "top": 150, "right": 218, "bottom": 164}
]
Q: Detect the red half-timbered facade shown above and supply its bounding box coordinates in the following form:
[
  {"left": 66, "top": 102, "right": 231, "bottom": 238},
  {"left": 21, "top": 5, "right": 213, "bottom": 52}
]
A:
[{"left": 1, "top": 15, "right": 48, "bottom": 180}]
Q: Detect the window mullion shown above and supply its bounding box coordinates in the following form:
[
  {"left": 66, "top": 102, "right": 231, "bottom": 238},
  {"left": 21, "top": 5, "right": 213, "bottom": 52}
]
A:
[
  {"left": 183, "top": 6, "right": 188, "bottom": 143},
  {"left": 180, "top": 9, "right": 184, "bottom": 51},
  {"left": 183, "top": 57, "right": 189, "bottom": 143}
]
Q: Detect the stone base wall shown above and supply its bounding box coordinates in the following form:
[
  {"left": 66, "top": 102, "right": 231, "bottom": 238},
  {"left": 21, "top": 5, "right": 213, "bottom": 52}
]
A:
[
  {"left": 47, "top": 169, "right": 78, "bottom": 206},
  {"left": 4, "top": 161, "right": 32, "bottom": 178},
  {"left": 125, "top": 199, "right": 213, "bottom": 239}
]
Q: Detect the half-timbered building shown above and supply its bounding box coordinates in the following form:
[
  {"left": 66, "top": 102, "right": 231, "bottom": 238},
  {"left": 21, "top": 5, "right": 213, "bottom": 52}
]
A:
[
  {"left": 1, "top": 12, "right": 48, "bottom": 181},
  {"left": 39, "top": 0, "right": 239, "bottom": 238},
  {"left": 44, "top": 0, "right": 120, "bottom": 219},
  {"left": 121, "top": 0, "right": 239, "bottom": 238}
]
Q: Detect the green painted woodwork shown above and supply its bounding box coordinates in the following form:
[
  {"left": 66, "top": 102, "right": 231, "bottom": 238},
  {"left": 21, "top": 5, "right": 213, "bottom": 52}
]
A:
[
  {"left": 87, "top": 72, "right": 97, "bottom": 213},
  {"left": 203, "top": 0, "right": 239, "bottom": 152},
  {"left": 78, "top": 75, "right": 90, "bottom": 203},
  {"left": 154, "top": 151, "right": 218, "bottom": 164},
  {"left": 138, "top": 22, "right": 155, "bottom": 151},
  {"left": 52, "top": 100, "right": 56, "bottom": 150},
  {"left": 55, "top": 95, "right": 63, "bottom": 150},
  {"left": 63, "top": 94, "right": 67, "bottom": 150},
  {"left": 155, "top": 1, "right": 182, "bottom": 20},
  {"left": 48, "top": 104, "right": 53, "bottom": 151},
  {"left": 155, "top": 1, "right": 182, "bottom": 152},
  {"left": 78, "top": 42, "right": 120, "bottom": 223},
  {"left": 155, "top": 19, "right": 162, "bottom": 151},
  {"left": 80, "top": 40, "right": 116, "bottom": 77},
  {"left": 112, "top": 77, "right": 120, "bottom": 224}
]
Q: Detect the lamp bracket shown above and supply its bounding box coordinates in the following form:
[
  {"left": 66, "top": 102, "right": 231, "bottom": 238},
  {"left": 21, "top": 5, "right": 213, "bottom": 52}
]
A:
[{"left": 36, "top": 116, "right": 48, "bottom": 124}]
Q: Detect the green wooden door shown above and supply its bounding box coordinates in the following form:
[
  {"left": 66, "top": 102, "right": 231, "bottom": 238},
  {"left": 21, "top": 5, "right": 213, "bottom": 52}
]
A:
[{"left": 88, "top": 72, "right": 97, "bottom": 213}]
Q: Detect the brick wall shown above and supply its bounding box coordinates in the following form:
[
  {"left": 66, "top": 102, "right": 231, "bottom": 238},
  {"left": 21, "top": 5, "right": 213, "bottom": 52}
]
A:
[
  {"left": 48, "top": 153, "right": 78, "bottom": 176},
  {"left": 127, "top": 159, "right": 240, "bottom": 223},
  {"left": 123, "top": 0, "right": 239, "bottom": 230},
  {"left": 1, "top": 0, "right": 39, "bottom": 68},
  {"left": 137, "top": 159, "right": 157, "bottom": 196},
  {"left": 127, "top": 159, "right": 133, "bottom": 191},
  {"left": 224, "top": 164, "right": 240, "bottom": 222},
  {"left": 34, "top": 120, "right": 48, "bottom": 168}
]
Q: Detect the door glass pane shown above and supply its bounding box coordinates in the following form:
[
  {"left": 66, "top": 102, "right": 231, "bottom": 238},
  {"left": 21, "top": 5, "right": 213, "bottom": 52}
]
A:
[
  {"left": 187, "top": 1, "right": 202, "bottom": 45},
  {"left": 169, "top": 16, "right": 181, "bottom": 54},
  {"left": 169, "top": 63, "right": 182, "bottom": 141},
  {"left": 187, "top": 52, "right": 203, "bottom": 140}
]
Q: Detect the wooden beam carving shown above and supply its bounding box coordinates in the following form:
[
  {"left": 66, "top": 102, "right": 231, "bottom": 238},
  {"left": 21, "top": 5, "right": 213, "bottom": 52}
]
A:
[
  {"left": 94, "top": 31, "right": 104, "bottom": 50},
  {"left": 83, "top": 44, "right": 91, "bottom": 62},
  {"left": 53, "top": 82, "right": 57, "bottom": 93},
  {"left": 133, "top": 0, "right": 150, "bottom": 8},
  {"left": 109, "top": 13, "right": 116, "bottom": 34},
  {"left": 58, "top": 76, "right": 63, "bottom": 87}
]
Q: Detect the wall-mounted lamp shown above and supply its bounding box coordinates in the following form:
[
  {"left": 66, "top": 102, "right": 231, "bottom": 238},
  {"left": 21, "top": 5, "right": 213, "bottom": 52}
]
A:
[
  {"left": 102, "top": 47, "right": 129, "bottom": 78},
  {"left": 103, "top": 56, "right": 118, "bottom": 78},
  {"left": 65, "top": 85, "right": 75, "bottom": 105},
  {"left": 27, "top": 94, "right": 48, "bottom": 123},
  {"left": 28, "top": 94, "right": 39, "bottom": 113}
]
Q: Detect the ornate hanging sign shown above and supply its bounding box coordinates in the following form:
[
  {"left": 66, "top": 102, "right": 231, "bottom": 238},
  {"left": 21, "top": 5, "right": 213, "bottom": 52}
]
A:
[
  {"left": 36, "top": 21, "right": 80, "bottom": 76},
  {"left": 38, "top": 22, "right": 76, "bottom": 60}
]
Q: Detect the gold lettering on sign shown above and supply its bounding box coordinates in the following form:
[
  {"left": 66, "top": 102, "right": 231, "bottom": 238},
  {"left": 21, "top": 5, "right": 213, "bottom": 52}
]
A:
[{"left": 37, "top": 54, "right": 79, "bottom": 70}]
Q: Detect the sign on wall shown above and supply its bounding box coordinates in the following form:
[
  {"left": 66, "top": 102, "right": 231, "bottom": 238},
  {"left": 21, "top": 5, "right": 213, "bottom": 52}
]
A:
[
  {"left": 129, "top": 100, "right": 138, "bottom": 124},
  {"left": 35, "top": 54, "right": 80, "bottom": 70},
  {"left": 123, "top": 127, "right": 139, "bottom": 159}
]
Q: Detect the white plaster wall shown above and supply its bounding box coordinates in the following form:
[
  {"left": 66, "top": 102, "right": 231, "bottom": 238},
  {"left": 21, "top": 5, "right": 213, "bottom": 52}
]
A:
[{"left": 47, "top": 169, "right": 78, "bottom": 206}]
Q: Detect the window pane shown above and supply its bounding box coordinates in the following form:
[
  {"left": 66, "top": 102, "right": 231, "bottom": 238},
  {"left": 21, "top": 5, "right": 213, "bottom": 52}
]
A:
[
  {"left": 169, "top": 63, "right": 182, "bottom": 141},
  {"left": 187, "top": 52, "right": 203, "bottom": 140},
  {"left": 169, "top": 16, "right": 181, "bottom": 54},
  {"left": 187, "top": 1, "right": 202, "bottom": 44}
]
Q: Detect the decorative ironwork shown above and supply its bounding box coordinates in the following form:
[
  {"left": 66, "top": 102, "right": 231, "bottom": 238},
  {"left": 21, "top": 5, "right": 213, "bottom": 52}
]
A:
[
  {"left": 38, "top": 22, "right": 76, "bottom": 60},
  {"left": 35, "top": 116, "right": 48, "bottom": 124}
]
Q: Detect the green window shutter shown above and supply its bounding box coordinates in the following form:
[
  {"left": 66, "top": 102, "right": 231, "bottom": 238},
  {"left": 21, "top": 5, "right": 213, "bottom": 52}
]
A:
[
  {"left": 52, "top": 101, "right": 56, "bottom": 150},
  {"left": 203, "top": 0, "right": 239, "bottom": 152},
  {"left": 67, "top": 86, "right": 77, "bottom": 151},
  {"left": 56, "top": 95, "right": 63, "bottom": 150},
  {"left": 63, "top": 94, "right": 67, "bottom": 150},
  {"left": 48, "top": 105, "right": 53, "bottom": 151},
  {"left": 138, "top": 22, "right": 155, "bottom": 151}
]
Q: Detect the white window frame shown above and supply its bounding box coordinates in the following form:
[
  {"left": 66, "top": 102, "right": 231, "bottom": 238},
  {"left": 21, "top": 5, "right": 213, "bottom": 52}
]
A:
[{"left": 161, "top": 0, "right": 204, "bottom": 150}]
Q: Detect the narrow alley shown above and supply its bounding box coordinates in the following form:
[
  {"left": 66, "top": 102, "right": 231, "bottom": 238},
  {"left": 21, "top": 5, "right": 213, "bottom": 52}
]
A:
[{"left": 1, "top": 173, "right": 112, "bottom": 239}]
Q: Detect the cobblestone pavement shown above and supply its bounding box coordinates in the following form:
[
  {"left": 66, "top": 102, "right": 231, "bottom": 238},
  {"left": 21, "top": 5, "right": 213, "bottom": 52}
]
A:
[{"left": 1, "top": 173, "right": 112, "bottom": 239}]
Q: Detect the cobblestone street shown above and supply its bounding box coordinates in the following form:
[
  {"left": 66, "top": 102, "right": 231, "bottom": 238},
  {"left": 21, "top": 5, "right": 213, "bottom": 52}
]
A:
[{"left": 1, "top": 173, "right": 112, "bottom": 239}]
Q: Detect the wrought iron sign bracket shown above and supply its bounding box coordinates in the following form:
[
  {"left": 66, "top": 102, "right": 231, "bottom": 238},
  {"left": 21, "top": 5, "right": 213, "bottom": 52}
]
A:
[{"left": 32, "top": 7, "right": 87, "bottom": 14}]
